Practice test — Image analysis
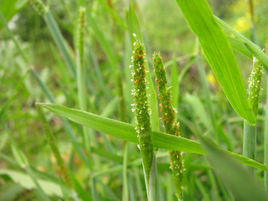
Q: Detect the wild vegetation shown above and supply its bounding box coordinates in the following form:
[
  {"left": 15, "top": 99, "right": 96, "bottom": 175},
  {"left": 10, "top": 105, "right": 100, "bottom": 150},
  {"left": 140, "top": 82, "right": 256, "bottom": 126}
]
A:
[{"left": 1, "top": 0, "right": 268, "bottom": 200}]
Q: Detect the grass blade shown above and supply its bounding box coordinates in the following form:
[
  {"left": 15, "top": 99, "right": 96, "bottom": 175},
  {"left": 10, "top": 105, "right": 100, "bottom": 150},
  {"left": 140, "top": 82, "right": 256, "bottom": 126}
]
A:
[
  {"left": 43, "top": 11, "right": 76, "bottom": 77},
  {"left": 0, "top": 169, "right": 63, "bottom": 198},
  {"left": 176, "top": 0, "right": 256, "bottom": 124},
  {"left": 198, "top": 134, "right": 268, "bottom": 201},
  {"left": 86, "top": 10, "right": 118, "bottom": 83},
  {"left": 215, "top": 16, "right": 268, "bottom": 71},
  {"left": 0, "top": 9, "right": 91, "bottom": 170},
  {"left": 39, "top": 103, "right": 268, "bottom": 171}
]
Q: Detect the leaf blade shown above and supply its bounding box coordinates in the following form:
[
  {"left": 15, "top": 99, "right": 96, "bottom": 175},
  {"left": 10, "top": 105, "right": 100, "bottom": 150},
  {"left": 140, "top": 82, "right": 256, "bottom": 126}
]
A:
[
  {"left": 39, "top": 103, "right": 268, "bottom": 171},
  {"left": 176, "top": 0, "right": 255, "bottom": 124},
  {"left": 198, "top": 134, "right": 268, "bottom": 201}
]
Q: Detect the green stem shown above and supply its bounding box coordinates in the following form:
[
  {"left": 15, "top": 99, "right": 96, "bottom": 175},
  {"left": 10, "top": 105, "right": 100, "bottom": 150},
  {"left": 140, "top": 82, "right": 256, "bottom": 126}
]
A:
[
  {"left": 122, "top": 142, "right": 129, "bottom": 201},
  {"left": 76, "top": 7, "right": 93, "bottom": 171},
  {"left": 248, "top": 0, "right": 257, "bottom": 43},
  {"left": 243, "top": 122, "right": 256, "bottom": 172}
]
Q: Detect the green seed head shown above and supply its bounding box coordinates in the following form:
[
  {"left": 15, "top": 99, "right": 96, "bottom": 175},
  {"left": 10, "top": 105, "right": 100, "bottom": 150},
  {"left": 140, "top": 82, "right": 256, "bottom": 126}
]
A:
[
  {"left": 130, "top": 40, "right": 154, "bottom": 183},
  {"left": 77, "top": 7, "right": 86, "bottom": 63},
  {"left": 30, "top": 0, "right": 46, "bottom": 15},
  {"left": 153, "top": 53, "right": 179, "bottom": 135},
  {"left": 248, "top": 58, "right": 263, "bottom": 115},
  {"left": 153, "top": 52, "right": 184, "bottom": 199}
]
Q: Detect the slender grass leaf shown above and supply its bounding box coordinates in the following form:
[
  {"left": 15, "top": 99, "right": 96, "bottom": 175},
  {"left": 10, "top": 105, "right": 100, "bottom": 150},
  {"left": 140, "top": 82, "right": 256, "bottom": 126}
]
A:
[
  {"left": 177, "top": 56, "right": 195, "bottom": 105},
  {"left": 86, "top": 44, "right": 109, "bottom": 97},
  {"left": 0, "top": 169, "right": 63, "bottom": 197},
  {"left": 127, "top": 4, "right": 143, "bottom": 44},
  {"left": 245, "top": 43, "right": 268, "bottom": 71},
  {"left": 122, "top": 142, "right": 129, "bottom": 201},
  {"left": 43, "top": 11, "right": 76, "bottom": 77},
  {"left": 215, "top": 16, "right": 268, "bottom": 71},
  {"left": 198, "top": 134, "right": 268, "bottom": 201},
  {"left": 39, "top": 103, "right": 268, "bottom": 171},
  {"left": 176, "top": 0, "right": 256, "bottom": 124},
  {"left": 33, "top": 69, "right": 90, "bottom": 170},
  {"left": 0, "top": 0, "right": 28, "bottom": 30},
  {"left": 228, "top": 37, "right": 253, "bottom": 58},
  {"left": 96, "top": 0, "right": 127, "bottom": 30},
  {"left": 91, "top": 146, "right": 122, "bottom": 163},
  {"left": 86, "top": 11, "right": 118, "bottom": 83},
  {"left": 25, "top": 168, "right": 52, "bottom": 201},
  {"left": 185, "top": 93, "right": 211, "bottom": 129},
  {"left": 0, "top": 8, "right": 89, "bottom": 169}
]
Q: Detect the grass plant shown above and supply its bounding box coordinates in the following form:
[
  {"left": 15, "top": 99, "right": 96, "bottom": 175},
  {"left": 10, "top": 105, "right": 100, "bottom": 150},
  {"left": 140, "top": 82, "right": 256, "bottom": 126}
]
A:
[{"left": 1, "top": 0, "right": 268, "bottom": 200}]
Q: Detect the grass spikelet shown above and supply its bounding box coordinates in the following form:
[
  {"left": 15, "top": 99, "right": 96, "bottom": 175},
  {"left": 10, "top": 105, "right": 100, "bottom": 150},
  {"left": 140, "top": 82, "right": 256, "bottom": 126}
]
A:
[
  {"left": 77, "top": 7, "right": 86, "bottom": 64},
  {"left": 153, "top": 53, "right": 184, "bottom": 200},
  {"left": 130, "top": 40, "right": 154, "bottom": 192},
  {"left": 30, "top": 0, "right": 46, "bottom": 15},
  {"left": 248, "top": 58, "right": 263, "bottom": 115}
]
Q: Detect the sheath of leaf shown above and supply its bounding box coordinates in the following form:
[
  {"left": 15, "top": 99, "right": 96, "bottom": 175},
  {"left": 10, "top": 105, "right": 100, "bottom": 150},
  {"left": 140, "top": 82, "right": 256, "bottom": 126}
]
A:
[
  {"left": 248, "top": 58, "right": 263, "bottom": 115},
  {"left": 30, "top": 0, "right": 46, "bottom": 15},
  {"left": 131, "top": 40, "right": 154, "bottom": 184},
  {"left": 153, "top": 53, "right": 184, "bottom": 199}
]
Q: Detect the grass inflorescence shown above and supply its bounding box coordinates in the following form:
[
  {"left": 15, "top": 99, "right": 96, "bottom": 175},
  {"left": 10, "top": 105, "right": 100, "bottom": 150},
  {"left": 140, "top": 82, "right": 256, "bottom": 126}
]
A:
[
  {"left": 243, "top": 58, "right": 263, "bottom": 169},
  {"left": 153, "top": 53, "right": 184, "bottom": 199},
  {"left": 130, "top": 40, "right": 154, "bottom": 193},
  {"left": 248, "top": 58, "right": 263, "bottom": 115},
  {"left": 30, "top": 0, "right": 46, "bottom": 15}
]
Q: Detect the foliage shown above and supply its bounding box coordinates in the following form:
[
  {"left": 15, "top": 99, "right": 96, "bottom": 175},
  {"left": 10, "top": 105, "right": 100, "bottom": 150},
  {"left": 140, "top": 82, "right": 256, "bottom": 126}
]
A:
[{"left": 1, "top": 0, "right": 268, "bottom": 200}]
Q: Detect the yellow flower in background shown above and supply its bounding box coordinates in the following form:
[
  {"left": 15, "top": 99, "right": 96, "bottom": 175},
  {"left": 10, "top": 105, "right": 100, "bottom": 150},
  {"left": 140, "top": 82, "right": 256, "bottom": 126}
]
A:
[
  {"left": 232, "top": 15, "right": 251, "bottom": 32},
  {"left": 207, "top": 72, "right": 216, "bottom": 86}
]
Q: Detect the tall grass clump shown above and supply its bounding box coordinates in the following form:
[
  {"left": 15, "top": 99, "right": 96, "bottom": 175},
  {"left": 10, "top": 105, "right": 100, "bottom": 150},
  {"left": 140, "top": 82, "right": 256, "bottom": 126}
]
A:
[
  {"left": 153, "top": 53, "right": 184, "bottom": 200},
  {"left": 130, "top": 39, "right": 154, "bottom": 200}
]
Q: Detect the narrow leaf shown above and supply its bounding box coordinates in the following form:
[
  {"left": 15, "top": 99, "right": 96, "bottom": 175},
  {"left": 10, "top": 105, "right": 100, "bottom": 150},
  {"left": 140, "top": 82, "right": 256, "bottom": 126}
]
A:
[
  {"left": 44, "top": 11, "right": 76, "bottom": 77},
  {"left": 176, "top": 0, "right": 256, "bottom": 124},
  {"left": 215, "top": 16, "right": 268, "bottom": 71},
  {"left": 198, "top": 134, "right": 268, "bottom": 201},
  {"left": 39, "top": 103, "right": 268, "bottom": 171},
  {"left": 0, "top": 169, "right": 63, "bottom": 197}
]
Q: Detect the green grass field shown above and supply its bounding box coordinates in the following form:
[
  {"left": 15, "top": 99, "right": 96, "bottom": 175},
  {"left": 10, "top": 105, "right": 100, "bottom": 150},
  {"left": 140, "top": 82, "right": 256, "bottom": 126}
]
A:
[{"left": 1, "top": 0, "right": 268, "bottom": 200}]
